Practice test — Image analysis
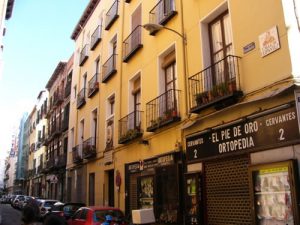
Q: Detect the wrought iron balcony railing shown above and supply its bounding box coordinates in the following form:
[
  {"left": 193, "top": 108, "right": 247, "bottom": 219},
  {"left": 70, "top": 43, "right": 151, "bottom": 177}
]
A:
[
  {"left": 54, "top": 154, "right": 67, "bottom": 168},
  {"left": 82, "top": 137, "right": 97, "bottom": 159},
  {"left": 189, "top": 55, "right": 243, "bottom": 113},
  {"left": 53, "top": 92, "right": 63, "bottom": 107},
  {"left": 119, "top": 111, "right": 143, "bottom": 144},
  {"left": 123, "top": 25, "right": 143, "bottom": 62},
  {"left": 79, "top": 44, "right": 89, "bottom": 66},
  {"left": 102, "top": 54, "right": 117, "bottom": 83},
  {"left": 77, "top": 88, "right": 86, "bottom": 109},
  {"left": 149, "top": 0, "right": 177, "bottom": 35},
  {"left": 146, "top": 89, "right": 181, "bottom": 132},
  {"left": 46, "top": 157, "right": 55, "bottom": 170},
  {"left": 105, "top": 0, "right": 119, "bottom": 30},
  {"left": 61, "top": 116, "right": 69, "bottom": 132},
  {"left": 72, "top": 145, "right": 83, "bottom": 164},
  {"left": 64, "top": 83, "right": 72, "bottom": 98},
  {"left": 49, "top": 119, "right": 61, "bottom": 138},
  {"left": 91, "top": 25, "right": 102, "bottom": 50},
  {"left": 88, "top": 73, "right": 99, "bottom": 97}
]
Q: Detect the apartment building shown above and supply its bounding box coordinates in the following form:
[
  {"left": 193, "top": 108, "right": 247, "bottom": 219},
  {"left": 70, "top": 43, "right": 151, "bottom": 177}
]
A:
[
  {"left": 182, "top": 1, "right": 300, "bottom": 225},
  {"left": 44, "top": 55, "right": 73, "bottom": 201},
  {"left": 4, "top": 128, "right": 18, "bottom": 194},
  {"left": 14, "top": 113, "right": 29, "bottom": 194},
  {"left": 26, "top": 91, "right": 48, "bottom": 198},
  {"left": 68, "top": 0, "right": 186, "bottom": 222},
  {"left": 26, "top": 107, "right": 36, "bottom": 196},
  {"left": 66, "top": 0, "right": 300, "bottom": 224}
]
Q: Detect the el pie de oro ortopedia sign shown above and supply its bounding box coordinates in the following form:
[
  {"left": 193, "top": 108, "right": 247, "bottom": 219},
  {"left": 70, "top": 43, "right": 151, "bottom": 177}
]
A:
[{"left": 186, "top": 106, "right": 300, "bottom": 162}]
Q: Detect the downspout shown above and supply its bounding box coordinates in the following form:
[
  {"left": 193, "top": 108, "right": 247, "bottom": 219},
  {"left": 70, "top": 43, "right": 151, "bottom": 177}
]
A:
[
  {"left": 119, "top": 1, "right": 125, "bottom": 135},
  {"left": 179, "top": 0, "right": 189, "bottom": 118}
]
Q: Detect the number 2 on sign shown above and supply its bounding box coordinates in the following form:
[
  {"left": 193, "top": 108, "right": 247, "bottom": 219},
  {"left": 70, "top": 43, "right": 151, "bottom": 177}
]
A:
[
  {"left": 194, "top": 149, "right": 198, "bottom": 158},
  {"left": 279, "top": 128, "right": 285, "bottom": 141}
]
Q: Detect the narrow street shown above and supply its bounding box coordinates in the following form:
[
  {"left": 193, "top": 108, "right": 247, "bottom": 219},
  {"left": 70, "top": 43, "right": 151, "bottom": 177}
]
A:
[{"left": 0, "top": 204, "right": 22, "bottom": 225}]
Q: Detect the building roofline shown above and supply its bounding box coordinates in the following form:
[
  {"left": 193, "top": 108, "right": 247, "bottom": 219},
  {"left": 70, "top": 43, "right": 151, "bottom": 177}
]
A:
[
  {"left": 5, "top": 0, "right": 14, "bottom": 19},
  {"left": 45, "top": 62, "right": 67, "bottom": 90},
  {"left": 71, "top": 0, "right": 101, "bottom": 41}
]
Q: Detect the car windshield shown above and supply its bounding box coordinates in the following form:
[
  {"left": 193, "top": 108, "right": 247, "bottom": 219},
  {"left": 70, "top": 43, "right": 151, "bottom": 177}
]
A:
[
  {"left": 64, "top": 204, "right": 84, "bottom": 213},
  {"left": 44, "top": 201, "right": 57, "bottom": 207},
  {"left": 93, "top": 210, "right": 124, "bottom": 222}
]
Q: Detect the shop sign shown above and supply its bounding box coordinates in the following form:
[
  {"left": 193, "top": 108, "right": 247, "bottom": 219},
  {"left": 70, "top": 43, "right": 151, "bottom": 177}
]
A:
[
  {"left": 186, "top": 107, "right": 300, "bottom": 162},
  {"left": 126, "top": 153, "right": 175, "bottom": 173},
  {"left": 259, "top": 26, "right": 280, "bottom": 57}
]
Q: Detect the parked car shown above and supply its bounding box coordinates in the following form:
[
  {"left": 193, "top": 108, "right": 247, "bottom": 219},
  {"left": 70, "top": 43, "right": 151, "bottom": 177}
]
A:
[
  {"left": 44, "top": 202, "right": 86, "bottom": 224},
  {"left": 67, "top": 206, "right": 127, "bottom": 225},
  {"left": 48, "top": 202, "right": 86, "bottom": 220},
  {"left": 36, "top": 199, "right": 59, "bottom": 220},
  {"left": 20, "top": 196, "right": 35, "bottom": 209},
  {"left": 11, "top": 195, "right": 25, "bottom": 208}
]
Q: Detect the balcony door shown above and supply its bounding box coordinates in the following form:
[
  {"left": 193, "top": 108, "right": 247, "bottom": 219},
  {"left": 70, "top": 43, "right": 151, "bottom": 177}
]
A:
[
  {"left": 162, "top": 50, "right": 176, "bottom": 115},
  {"left": 209, "top": 11, "right": 233, "bottom": 86}
]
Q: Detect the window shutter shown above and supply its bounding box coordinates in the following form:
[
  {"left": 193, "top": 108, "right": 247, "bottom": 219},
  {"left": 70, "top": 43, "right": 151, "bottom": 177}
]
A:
[{"left": 162, "top": 50, "right": 176, "bottom": 68}]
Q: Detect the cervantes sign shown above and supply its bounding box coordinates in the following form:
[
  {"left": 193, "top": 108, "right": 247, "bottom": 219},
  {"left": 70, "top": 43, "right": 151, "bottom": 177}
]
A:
[{"left": 186, "top": 107, "right": 300, "bottom": 162}]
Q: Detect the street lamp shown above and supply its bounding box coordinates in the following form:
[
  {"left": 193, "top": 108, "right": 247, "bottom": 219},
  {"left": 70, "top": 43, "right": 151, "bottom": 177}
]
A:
[
  {"left": 142, "top": 22, "right": 189, "bottom": 116},
  {"left": 142, "top": 23, "right": 187, "bottom": 45}
]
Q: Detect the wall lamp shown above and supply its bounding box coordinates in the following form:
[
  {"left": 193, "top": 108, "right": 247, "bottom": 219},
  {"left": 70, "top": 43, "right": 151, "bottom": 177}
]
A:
[{"left": 143, "top": 23, "right": 187, "bottom": 45}]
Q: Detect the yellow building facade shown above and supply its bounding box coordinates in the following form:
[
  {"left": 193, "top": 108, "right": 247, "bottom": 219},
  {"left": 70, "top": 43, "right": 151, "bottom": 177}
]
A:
[{"left": 67, "top": 0, "right": 300, "bottom": 224}]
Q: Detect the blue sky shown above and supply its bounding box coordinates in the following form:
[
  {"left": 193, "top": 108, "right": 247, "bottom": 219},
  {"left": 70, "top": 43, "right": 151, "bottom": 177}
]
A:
[{"left": 0, "top": 0, "right": 88, "bottom": 159}]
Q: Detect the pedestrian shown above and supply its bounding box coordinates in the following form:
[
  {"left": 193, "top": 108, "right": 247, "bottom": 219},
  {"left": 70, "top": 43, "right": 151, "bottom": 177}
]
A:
[
  {"left": 101, "top": 215, "right": 113, "bottom": 225},
  {"left": 21, "top": 198, "right": 40, "bottom": 225},
  {"left": 43, "top": 215, "right": 65, "bottom": 225}
]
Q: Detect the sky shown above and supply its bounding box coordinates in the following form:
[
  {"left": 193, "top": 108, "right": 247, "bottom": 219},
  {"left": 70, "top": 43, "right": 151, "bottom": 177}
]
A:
[{"left": 0, "top": 0, "right": 88, "bottom": 161}]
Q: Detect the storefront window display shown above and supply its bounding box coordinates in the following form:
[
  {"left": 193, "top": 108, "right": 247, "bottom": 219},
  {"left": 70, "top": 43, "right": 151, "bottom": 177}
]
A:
[{"left": 125, "top": 152, "right": 183, "bottom": 224}]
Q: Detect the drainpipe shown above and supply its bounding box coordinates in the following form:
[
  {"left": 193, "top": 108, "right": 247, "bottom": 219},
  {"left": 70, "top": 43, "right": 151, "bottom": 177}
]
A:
[{"left": 179, "top": 0, "right": 189, "bottom": 118}]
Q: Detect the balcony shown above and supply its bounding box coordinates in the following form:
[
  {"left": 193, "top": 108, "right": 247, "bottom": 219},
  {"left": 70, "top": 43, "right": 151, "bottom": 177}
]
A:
[
  {"left": 64, "top": 83, "right": 72, "bottom": 98},
  {"left": 53, "top": 92, "right": 63, "bottom": 107},
  {"left": 46, "top": 157, "right": 55, "bottom": 171},
  {"left": 79, "top": 44, "right": 89, "bottom": 66},
  {"left": 105, "top": 0, "right": 119, "bottom": 30},
  {"left": 119, "top": 111, "right": 143, "bottom": 144},
  {"left": 72, "top": 145, "right": 83, "bottom": 164},
  {"left": 189, "top": 55, "right": 243, "bottom": 113},
  {"left": 54, "top": 154, "right": 67, "bottom": 168},
  {"left": 91, "top": 25, "right": 102, "bottom": 50},
  {"left": 146, "top": 89, "right": 181, "bottom": 132},
  {"left": 82, "top": 137, "right": 97, "bottom": 159},
  {"left": 149, "top": 0, "right": 177, "bottom": 35},
  {"left": 61, "top": 116, "right": 69, "bottom": 132},
  {"left": 123, "top": 26, "right": 143, "bottom": 63},
  {"left": 37, "top": 164, "right": 43, "bottom": 174},
  {"left": 102, "top": 54, "right": 117, "bottom": 83},
  {"left": 49, "top": 120, "right": 61, "bottom": 139},
  {"left": 88, "top": 73, "right": 99, "bottom": 98},
  {"left": 77, "top": 88, "right": 86, "bottom": 109}
]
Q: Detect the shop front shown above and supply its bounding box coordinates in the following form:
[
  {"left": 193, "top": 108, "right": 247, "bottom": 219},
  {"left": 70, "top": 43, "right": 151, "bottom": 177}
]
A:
[
  {"left": 125, "top": 152, "right": 183, "bottom": 224},
  {"left": 185, "top": 103, "right": 300, "bottom": 225}
]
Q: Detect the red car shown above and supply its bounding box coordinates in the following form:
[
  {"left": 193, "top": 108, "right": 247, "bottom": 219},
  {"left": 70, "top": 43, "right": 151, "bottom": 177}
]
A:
[{"left": 67, "top": 206, "right": 127, "bottom": 225}]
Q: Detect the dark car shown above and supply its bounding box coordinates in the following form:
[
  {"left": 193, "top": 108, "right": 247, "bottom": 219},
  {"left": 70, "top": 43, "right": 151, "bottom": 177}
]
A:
[
  {"left": 67, "top": 206, "right": 127, "bottom": 225},
  {"left": 45, "top": 202, "right": 86, "bottom": 222}
]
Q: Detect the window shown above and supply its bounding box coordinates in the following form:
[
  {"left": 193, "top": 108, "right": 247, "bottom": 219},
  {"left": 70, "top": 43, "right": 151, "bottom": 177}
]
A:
[
  {"left": 108, "top": 95, "right": 115, "bottom": 116},
  {"left": 79, "top": 120, "right": 85, "bottom": 144},
  {"left": 92, "top": 109, "right": 98, "bottom": 140}
]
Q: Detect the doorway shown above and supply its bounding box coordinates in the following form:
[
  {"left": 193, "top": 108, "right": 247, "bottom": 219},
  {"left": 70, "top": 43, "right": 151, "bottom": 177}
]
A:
[{"left": 108, "top": 170, "right": 115, "bottom": 206}]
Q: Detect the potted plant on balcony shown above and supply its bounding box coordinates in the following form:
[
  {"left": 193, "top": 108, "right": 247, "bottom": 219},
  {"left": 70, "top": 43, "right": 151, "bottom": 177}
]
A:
[
  {"left": 228, "top": 79, "right": 236, "bottom": 92},
  {"left": 196, "top": 92, "right": 209, "bottom": 106}
]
